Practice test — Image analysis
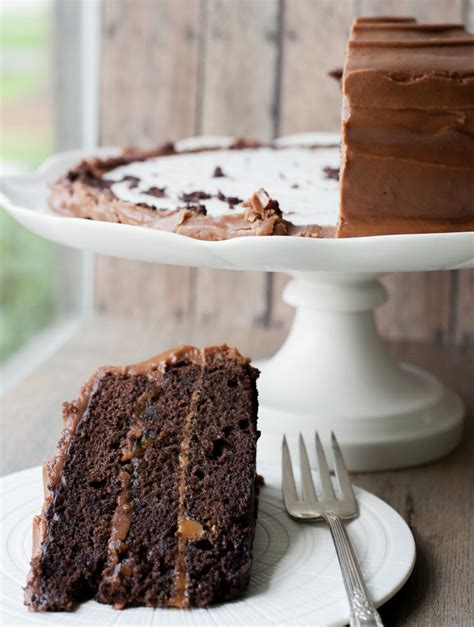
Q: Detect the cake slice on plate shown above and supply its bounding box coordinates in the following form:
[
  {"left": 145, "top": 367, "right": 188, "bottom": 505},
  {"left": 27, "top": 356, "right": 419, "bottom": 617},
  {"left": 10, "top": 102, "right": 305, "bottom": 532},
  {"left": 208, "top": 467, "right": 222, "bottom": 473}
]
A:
[{"left": 24, "top": 345, "right": 259, "bottom": 611}]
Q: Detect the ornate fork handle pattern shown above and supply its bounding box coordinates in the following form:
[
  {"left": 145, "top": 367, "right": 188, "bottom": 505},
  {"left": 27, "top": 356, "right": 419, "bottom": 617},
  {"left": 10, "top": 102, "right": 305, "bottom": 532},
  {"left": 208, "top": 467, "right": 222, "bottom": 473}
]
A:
[{"left": 326, "top": 513, "right": 383, "bottom": 627}]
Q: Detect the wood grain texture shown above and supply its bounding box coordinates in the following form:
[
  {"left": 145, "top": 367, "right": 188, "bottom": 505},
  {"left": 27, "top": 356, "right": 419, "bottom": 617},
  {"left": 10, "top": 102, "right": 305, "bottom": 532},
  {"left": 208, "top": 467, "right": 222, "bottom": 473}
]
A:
[
  {"left": 279, "top": 0, "right": 353, "bottom": 135},
  {"left": 466, "top": 0, "right": 474, "bottom": 32},
  {"left": 376, "top": 272, "right": 452, "bottom": 343},
  {"left": 2, "top": 322, "right": 473, "bottom": 624},
  {"left": 95, "top": 258, "right": 191, "bottom": 322},
  {"left": 97, "top": 0, "right": 202, "bottom": 321},
  {"left": 356, "top": 0, "right": 464, "bottom": 21},
  {"left": 352, "top": 341, "right": 474, "bottom": 626},
  {"left": 193, "top": 0, "right": 281, "bottom": 327},
  {"left": 453, "top": 270, "right": 474, "bottom": 346},
  {"left": 198, "top": 0, "right": 280, "bottom": 139},
  {"left": 100, "top": 0, "right": 202, "bottom": 145}
]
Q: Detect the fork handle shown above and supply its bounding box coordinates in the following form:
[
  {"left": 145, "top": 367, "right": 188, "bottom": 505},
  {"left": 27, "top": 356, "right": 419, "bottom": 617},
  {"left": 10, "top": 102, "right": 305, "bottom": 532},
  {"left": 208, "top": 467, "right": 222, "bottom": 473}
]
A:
[{"left": 325, "top": 513, "right": 384, "bottom": 627}]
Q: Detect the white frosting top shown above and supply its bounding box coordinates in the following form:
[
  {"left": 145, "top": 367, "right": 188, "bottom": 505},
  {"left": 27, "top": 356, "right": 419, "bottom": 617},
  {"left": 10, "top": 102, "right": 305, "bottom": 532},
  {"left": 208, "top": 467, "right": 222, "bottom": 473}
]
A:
[{"left": 104, "top": 145, "right": 340, "bottom": 226}]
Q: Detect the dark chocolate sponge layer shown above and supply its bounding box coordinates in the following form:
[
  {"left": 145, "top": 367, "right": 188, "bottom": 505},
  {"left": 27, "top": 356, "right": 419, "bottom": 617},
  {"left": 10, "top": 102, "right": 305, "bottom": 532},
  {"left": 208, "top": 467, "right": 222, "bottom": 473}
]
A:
[{"left": 25, "top": 345, "right": 259, "bottom": 611}]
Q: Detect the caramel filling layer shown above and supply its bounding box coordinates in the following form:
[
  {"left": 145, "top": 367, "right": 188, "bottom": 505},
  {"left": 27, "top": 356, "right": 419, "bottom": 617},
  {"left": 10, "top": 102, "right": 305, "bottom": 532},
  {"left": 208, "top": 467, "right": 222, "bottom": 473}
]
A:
[
  {"left": 169, "top": 370, "right": 204, "bottom": 608},
  {"left": 98, "top": 393, "right": 148, "bottom": 608}
]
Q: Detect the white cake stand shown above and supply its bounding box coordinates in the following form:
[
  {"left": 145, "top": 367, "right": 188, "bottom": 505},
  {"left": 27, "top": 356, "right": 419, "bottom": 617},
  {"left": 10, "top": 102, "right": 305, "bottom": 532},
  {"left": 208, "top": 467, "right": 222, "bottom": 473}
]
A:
[{"left": 1, "top": 134, "right": 472, "bottom": 471}]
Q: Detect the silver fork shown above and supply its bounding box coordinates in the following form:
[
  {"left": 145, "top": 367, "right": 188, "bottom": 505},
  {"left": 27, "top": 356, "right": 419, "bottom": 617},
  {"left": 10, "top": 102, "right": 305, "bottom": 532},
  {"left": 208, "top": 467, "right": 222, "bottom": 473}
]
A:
[{"left": 282, "top": 432, "right": 383, "bottom": 627}]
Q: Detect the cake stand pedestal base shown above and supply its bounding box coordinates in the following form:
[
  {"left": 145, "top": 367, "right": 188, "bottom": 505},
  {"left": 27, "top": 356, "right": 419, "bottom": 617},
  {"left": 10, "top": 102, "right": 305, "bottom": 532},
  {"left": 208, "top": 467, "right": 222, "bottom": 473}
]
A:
[{"left": 256, "top": 272, "right": 464, "bottom": 471}]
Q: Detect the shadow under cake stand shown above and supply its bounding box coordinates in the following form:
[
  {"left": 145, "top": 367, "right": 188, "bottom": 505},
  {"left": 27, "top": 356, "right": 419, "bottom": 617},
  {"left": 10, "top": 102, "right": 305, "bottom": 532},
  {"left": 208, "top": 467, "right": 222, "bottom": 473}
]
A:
[{"left": 1, "top": 134, "right": 472, "bottom": 471}]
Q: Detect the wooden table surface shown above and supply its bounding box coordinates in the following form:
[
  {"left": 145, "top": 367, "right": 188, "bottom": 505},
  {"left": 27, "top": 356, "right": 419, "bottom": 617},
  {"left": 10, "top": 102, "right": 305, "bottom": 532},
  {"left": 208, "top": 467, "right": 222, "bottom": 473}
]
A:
[{"left": 1, "top": 316, "right": 473, "bottom": 626}]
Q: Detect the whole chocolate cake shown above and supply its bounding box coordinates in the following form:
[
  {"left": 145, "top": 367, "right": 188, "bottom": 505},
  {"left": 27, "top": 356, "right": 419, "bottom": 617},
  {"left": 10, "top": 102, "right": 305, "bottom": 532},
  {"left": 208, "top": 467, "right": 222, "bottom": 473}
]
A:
[
  {"left": 24, "top": 345, "right": 259, "bottom": 611},
  {"left": 50, "top": 16, "right": 474, "bottom": 240}
]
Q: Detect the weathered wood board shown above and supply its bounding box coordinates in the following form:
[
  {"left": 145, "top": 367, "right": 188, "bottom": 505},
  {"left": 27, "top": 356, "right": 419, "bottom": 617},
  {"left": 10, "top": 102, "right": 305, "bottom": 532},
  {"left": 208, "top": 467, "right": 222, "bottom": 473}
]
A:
[{"left": 96, "top": 0, "right": 473, "bottom": 346}]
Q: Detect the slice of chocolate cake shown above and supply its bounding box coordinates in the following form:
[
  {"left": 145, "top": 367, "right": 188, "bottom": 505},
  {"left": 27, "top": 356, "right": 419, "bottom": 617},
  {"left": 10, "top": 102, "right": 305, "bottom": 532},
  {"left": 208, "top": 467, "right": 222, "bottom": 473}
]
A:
[{"left": 24, "top": 345, "right": 259, "bottom": 611}]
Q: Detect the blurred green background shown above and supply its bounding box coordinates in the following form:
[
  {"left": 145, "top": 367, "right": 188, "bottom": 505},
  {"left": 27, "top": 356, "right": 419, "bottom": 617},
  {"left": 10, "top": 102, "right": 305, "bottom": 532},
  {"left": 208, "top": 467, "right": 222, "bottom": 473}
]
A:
[{"left": 1, "top": 1, "right": 56, "bottom": 362}]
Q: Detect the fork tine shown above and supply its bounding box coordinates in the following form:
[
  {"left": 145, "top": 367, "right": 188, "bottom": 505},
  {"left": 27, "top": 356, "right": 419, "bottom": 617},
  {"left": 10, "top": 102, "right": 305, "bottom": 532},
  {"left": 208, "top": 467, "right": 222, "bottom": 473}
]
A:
[
  {"left": 331, "top": 432, "right": 357, "bottom": 510},
  {"left": 282, "top": 435, "right": 299, "bottom": 508},
  {"left": 315, "top": 432, "right": 336, "bottom": 500},
  {"left": 299, "top": 433, "right": 318, "bottom": 502}
]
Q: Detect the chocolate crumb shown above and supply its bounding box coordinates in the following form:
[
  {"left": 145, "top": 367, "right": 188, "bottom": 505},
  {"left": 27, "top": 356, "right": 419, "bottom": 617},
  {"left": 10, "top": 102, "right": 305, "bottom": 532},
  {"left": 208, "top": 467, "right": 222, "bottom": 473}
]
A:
[
  {"left": 180, "top": 203, "right": 207, "bottom": 216},
  {"left": 144, "top": 186, "right": 167, "bottom": 198},
  {"left": 120, "top": 175, "right": 140, "bottom": 189},
  {"left": 243, "top": 188, "right": 281, "bottom": 222},
  {"left": 180, "top": 191, "right": 212, "bottom": 203},
  {"left": 328, "top": 68, "right": 343, "bottom": 82},
  {"left": 213, "top": 166, "right": 225, "bottom": 178},
  {"left": 323, "top": 166, "right": 339, "bottom": 181},
  {"left": 66, "top": 162, "right": 113, "bottom": 190},
  {"left": 227, "top": 196, "right": 242, "bottom": 207},
  {"left": 242, "top": 189, "right": 288, "bottom": 235},
  {"left": 136, "top": 202, "right": 157, "bottom": 211},
  {"left": 217, "top": 190, "right": 243, "bottom": 208}
]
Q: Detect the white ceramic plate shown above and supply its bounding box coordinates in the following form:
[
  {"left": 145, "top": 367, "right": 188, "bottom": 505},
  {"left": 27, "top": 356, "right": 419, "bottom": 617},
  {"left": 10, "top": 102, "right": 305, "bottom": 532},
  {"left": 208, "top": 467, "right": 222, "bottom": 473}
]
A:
[
  {"left": 0, "top": 133, "right": 472, "bottom": 273},
  {"left": 1, "top": 464, "right": 415, "bottom": 627}
]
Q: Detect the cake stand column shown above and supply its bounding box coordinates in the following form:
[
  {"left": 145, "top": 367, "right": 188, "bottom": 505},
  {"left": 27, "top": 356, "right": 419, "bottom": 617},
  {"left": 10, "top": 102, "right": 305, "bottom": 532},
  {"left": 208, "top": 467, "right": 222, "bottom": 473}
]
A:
[{"left": 256, "top": 272, "right": 464, "bottom": 471}]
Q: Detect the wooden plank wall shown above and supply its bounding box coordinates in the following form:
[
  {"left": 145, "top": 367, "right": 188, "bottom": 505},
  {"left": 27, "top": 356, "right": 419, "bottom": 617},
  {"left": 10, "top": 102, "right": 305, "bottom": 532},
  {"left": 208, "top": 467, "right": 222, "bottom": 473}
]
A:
[{"left": 97, "top": 0, "right": 473, "bottom": 346}]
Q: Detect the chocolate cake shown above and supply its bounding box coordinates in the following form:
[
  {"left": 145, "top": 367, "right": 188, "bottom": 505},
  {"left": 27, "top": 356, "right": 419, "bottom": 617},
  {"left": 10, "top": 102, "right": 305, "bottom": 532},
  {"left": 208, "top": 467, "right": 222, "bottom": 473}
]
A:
[
  {"left": 338, "top": 17, "right": 474, "bottom": 237},
  {"left": 24, "top": 345, "right": 259, "bottom": 611},
  {"left": 50, "top": 139, "right": 339, "bottom": 239},
  {"left": 50, "top": 18, "right": 474, "bottom": 239}
]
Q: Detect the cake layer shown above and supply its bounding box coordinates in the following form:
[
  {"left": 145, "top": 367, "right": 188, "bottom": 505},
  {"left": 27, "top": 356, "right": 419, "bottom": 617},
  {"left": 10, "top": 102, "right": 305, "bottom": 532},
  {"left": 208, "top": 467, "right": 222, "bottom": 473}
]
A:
[
  {"left": 339, "top": 157, "right": 474, "bottom": 236},
  {"left": 95, "top": 364, "right": 200, "bottom": 608},
  {"left": 344, "top": 47, "right": 474, "bottom": 109},
  {"left": 24, "top": 374, "right": 148, "bottom": 611},
  {"left": 25, "top": 345, "right": 259, "bottom": 611},
  {"left": 341, "top": 150, "right": 474, "bottom": 221},
  {"left": 345, "top": 107, "right": 474, "bottom": 167},
  {"left": 184, "top": 357, "right": 259, "bottom": 605},
  {"left": 339, "top": 17, "right": 474, "bottom": 237}
]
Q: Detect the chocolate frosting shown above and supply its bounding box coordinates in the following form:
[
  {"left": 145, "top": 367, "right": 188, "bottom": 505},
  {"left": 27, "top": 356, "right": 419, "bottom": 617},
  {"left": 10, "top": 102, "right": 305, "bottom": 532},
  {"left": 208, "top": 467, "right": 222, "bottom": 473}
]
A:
[
  {"left": 242, "top": 188, "right": 288, "bottom": 235},
  {"left": 338, "top": 17, "right": 474, "bottom": 237},
  {"left": 50, "top": 139, "right": 340, "bottom": 239}
]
